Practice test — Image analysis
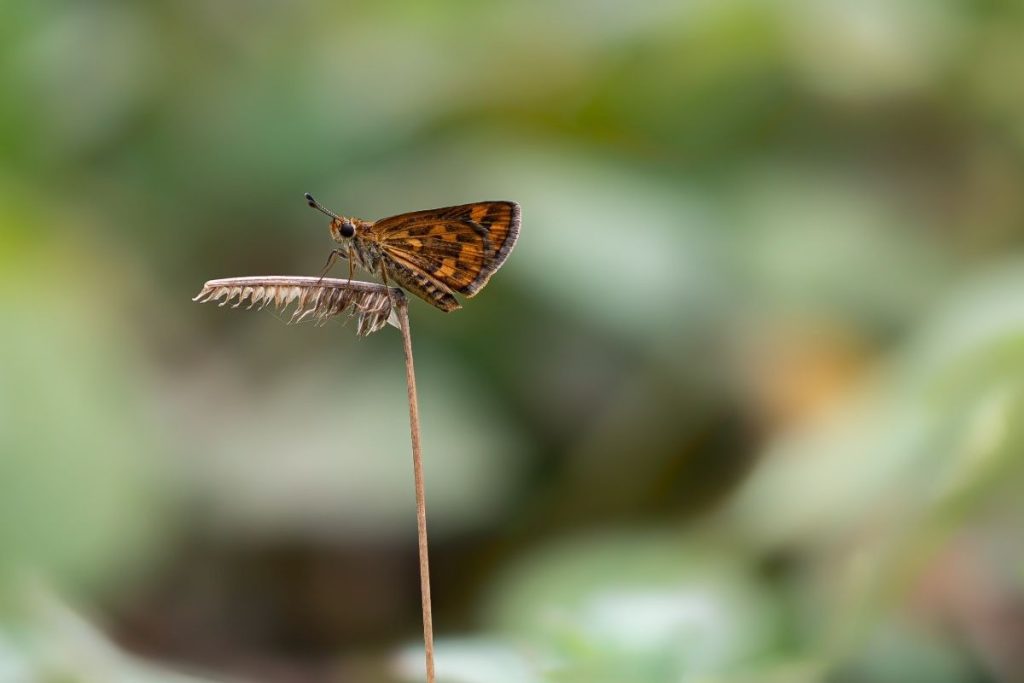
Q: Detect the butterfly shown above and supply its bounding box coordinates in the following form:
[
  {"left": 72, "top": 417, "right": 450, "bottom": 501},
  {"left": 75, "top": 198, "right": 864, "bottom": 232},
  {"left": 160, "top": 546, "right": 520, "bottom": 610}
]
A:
[{"left": 305, "top": 193, "right": 520, "bottom": 312}]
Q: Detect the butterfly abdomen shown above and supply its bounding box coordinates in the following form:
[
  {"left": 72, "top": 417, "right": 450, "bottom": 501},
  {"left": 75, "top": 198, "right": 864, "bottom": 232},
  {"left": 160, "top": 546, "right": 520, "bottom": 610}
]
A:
[{"left": 387, "top": 257, "right": 461, "bottom": 312}]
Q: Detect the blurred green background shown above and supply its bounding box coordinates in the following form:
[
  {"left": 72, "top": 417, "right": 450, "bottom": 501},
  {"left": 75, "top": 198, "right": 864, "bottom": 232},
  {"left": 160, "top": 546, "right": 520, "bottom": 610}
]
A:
[{"left": 3, "top": 1, "right": 1024, "bottom": 681}]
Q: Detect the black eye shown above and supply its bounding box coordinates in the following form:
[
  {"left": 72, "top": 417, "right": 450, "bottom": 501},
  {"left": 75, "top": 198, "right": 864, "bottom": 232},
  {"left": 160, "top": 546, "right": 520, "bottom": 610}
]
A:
[{"left": 340, "top": 221, "right": 356, "bottom": 238}]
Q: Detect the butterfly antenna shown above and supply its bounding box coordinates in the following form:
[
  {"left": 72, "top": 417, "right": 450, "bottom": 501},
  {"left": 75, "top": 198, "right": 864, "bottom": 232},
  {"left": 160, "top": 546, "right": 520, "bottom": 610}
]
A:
[{"left": 305, "top": 192, "right": 340, "bottom": 220}]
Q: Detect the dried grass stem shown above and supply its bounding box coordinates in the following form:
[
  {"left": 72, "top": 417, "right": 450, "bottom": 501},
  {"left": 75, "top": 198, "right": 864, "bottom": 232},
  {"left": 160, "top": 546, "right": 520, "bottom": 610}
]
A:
[{"left": 397, "top": 297, "right": 435, "bottom": 683}]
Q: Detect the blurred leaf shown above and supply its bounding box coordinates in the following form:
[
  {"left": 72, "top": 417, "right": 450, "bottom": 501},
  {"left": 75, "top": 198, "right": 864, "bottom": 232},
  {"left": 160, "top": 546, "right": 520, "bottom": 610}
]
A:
[
  {"left": 174, "top": 343, "right": 527, "bottom": 540},
  {"left": 395, "top": 638, "right": 541, "bottom": 683},
  {"left": 721, "top": 261, "right": 1024, "bottom": 672},
  {"left": 483, "top": 533, "right": 785, "bottom": 683},
  {"left": 0, "top": 231, "right": 172, "bottom": 599},
  {"left": 830, "top": 617, "right": 975, "bottom": 683},
  {"left": 0, "top": 585, "right": 219, "bottom": 683}
]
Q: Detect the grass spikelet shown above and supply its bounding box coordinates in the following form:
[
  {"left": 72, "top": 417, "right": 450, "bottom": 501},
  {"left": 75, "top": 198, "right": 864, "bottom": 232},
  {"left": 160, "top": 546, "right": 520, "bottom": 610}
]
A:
[{"left": 192, "top": 276, "right": 403, "bottom": 335}]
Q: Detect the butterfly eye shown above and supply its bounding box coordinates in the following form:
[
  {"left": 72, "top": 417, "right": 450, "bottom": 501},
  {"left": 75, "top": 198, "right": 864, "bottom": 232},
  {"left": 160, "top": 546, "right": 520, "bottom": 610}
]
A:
[{"left": 340, "top": 221, "right": 356, "bottom": 238}]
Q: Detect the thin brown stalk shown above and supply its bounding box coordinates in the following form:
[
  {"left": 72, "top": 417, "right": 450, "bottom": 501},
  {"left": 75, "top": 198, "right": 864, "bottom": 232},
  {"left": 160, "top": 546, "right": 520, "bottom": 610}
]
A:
[
  {"left": 194, "top": 275, "right": 435, "bottom": 683},
  {"left": 396, "top": 296, "right": 435, "bottom": 683}
]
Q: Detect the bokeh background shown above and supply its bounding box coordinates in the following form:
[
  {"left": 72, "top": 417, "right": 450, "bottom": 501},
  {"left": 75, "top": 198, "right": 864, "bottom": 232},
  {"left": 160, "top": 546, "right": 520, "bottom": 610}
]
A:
[{"left": 3, "top": 1, "right": 1024, "bottom": 681}]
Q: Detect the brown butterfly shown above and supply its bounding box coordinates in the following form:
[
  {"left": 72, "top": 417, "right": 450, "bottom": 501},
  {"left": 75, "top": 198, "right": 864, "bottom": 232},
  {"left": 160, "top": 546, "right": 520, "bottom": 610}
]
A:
[{"left": 305, "top": 193, "right": 520, "bottom": 312}]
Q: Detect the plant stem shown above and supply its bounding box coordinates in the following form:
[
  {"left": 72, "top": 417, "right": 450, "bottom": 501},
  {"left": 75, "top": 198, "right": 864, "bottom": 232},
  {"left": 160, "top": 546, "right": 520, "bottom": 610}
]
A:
[{"left": 397, "top": 296, "right": 435, "bottom": 683}]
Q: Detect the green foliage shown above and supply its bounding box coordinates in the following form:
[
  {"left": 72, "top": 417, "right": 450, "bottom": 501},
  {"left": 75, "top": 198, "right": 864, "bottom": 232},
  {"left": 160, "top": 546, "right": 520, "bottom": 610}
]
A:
[{"left": 2, "top": 0, "right": 1024, "bottom": 680}]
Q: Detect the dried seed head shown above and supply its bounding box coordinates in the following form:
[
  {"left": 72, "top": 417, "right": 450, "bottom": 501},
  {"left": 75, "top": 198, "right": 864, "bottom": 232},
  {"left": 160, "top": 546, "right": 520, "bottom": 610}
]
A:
[{"left": 193, "top": 276, "right": 403, "bottom": 335}]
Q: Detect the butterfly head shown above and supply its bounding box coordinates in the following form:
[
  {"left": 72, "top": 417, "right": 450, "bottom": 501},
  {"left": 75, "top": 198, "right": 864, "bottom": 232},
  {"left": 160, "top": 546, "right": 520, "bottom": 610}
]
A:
[
  {"left": 330, "top": 217, "right": 357, "bottom": 242},
  {"left": 305, "top": 192, "right": 357, "bottom": 243}
]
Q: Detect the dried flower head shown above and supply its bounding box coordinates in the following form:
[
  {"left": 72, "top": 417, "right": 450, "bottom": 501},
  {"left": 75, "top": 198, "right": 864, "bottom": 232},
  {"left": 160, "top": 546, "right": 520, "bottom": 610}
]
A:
[{"left": 192, "top": 276, "right": 403, "bottom": 335}]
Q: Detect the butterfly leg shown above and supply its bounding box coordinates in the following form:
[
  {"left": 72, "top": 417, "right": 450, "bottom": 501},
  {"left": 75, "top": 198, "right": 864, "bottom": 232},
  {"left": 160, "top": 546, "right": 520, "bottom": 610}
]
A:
[
  {"left": 316, "top": 249, "right": 344, "bottom": 283},
  {"left": 346, "top": 246, "right": 355, "bottom": 285},
  {"left": 379, "top": 261, "right": 398, "bottom": 313}
]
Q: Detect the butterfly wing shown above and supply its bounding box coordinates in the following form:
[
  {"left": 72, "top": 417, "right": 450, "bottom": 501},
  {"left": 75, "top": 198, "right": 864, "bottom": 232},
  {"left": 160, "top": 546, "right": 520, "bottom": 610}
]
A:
[{"left": 371, "top": 201, "right": 520, "bottom": 297}]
